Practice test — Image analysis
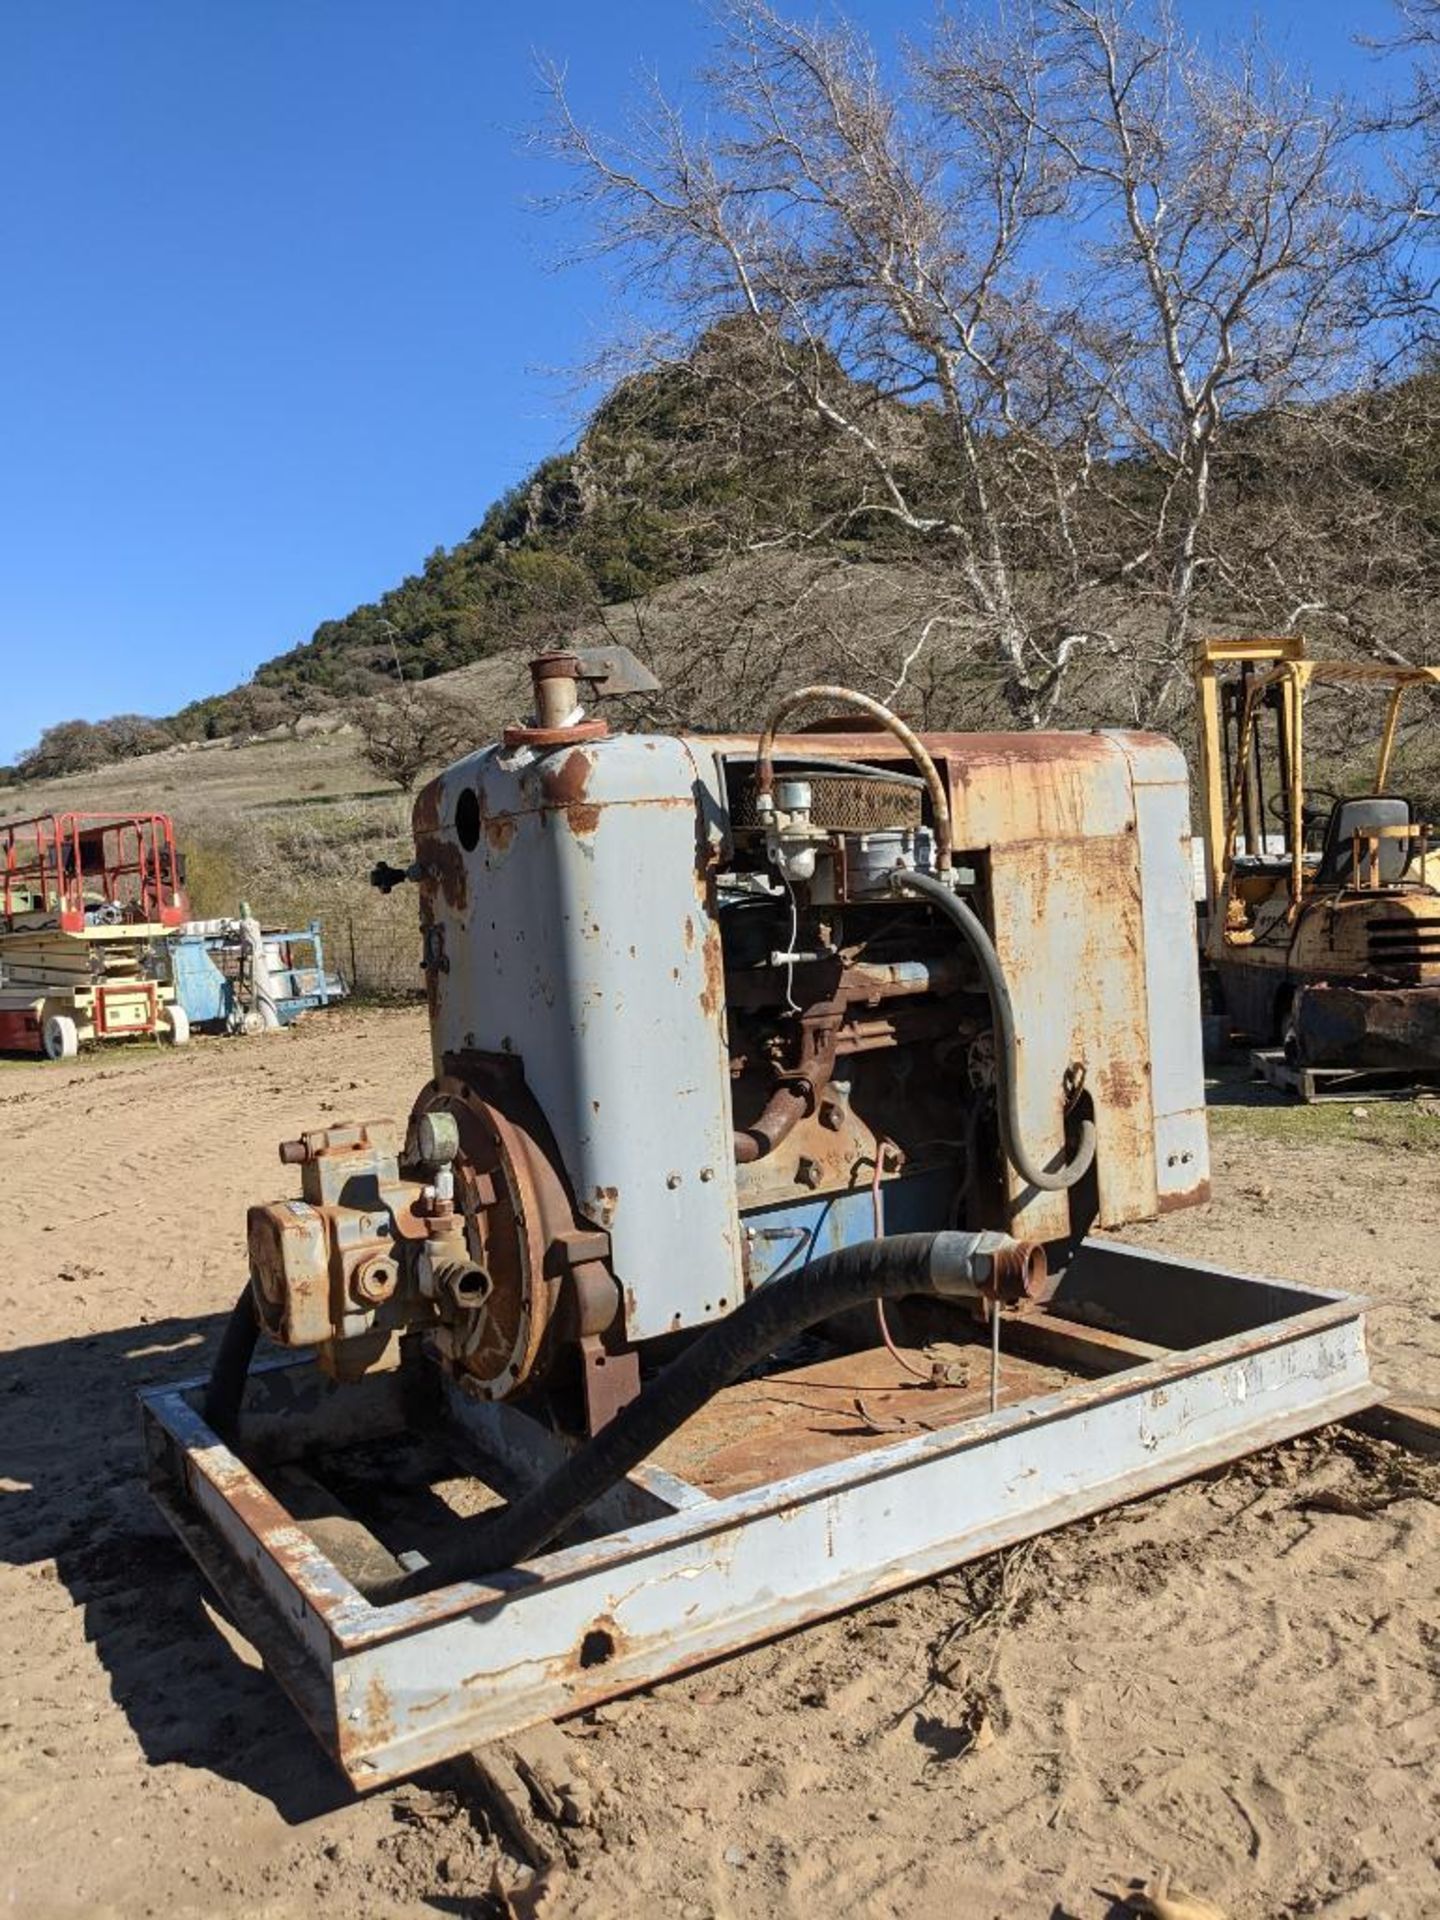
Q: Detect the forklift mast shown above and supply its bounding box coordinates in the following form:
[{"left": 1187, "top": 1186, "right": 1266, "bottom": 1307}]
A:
[{"left": 1193, "top": 635, "right": 1307, "bottom": 921}]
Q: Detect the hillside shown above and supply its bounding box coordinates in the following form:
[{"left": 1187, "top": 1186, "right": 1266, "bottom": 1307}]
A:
[
  {"left": 175, "top": 321, "right": 861, "bottom": 738},
  {"left": 7, "top": 322, "right": 1438, "bottom": 788},
  {"left": 186, "top": 348, "right": 1440, "bottom": 745}
]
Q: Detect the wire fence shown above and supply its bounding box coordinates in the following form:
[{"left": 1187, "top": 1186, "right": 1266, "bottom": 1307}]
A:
[
  {"left": 182, "top": 799, "right": 426, "bottom": 1003},
  {"left": 335, "top": 908, "right": 423, "bottom": 999}
]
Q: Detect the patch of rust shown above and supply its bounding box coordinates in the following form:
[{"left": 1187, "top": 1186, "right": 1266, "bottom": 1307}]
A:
[
  {"left": 1158, "top": 1178, "right": 1212, "bottom": 1213},
  {"left": 1098, "top": 1058, "right": 1145, "bottom": 1112},
  {"left": 416, "top": 832, "right": 468, "bottom": 913},
  {"left": 418, "top": 900, "right": 443, "bottom": 1023},
  {"left": 587, "top": 1185, "right": 620, "bottom": 1229},
  {"left": 412, "top": 777, "right": 444, "bottom": 836},
  {"left": 562, "top": 1611, "right": 627, "bottom": 1679},
  {"left": 539, "top": 749, "right": 594, "bottom": 808},
  {"left": 698, "top": 930, "right": 724, "bottom": 1020},
  {"left": 339, "top": 1669, "right": 396, "bottom": 1759}
]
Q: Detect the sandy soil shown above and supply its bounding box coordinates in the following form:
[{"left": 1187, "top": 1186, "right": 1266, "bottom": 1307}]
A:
[{"left": 0, "top": 1005, "right": 1435, "bottom": 1919}]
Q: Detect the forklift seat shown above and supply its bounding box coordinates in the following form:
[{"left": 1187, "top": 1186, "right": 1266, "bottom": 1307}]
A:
[{"left": 1314, "top": 795, "right": 1413, "bottom": 889}]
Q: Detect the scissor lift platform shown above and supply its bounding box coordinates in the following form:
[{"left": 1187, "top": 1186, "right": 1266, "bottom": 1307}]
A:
[{"left": 140, "top": 1239, "right": 1376, "bottom": 1791}]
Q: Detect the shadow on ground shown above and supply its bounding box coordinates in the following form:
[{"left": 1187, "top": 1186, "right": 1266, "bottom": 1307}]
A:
[
  {"left": 1203, "top": 1055, "right": 1295, "bottom": 1108},
  {"left": 0, "top": 1307, "right": 351, "bottom": 1824}
]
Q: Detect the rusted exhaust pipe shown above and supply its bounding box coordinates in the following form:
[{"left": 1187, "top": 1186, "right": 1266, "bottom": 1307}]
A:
[
  {"left": 529, "top": 650, "right": 582, "bottom": 731},
  {"left": 733, "top": 1081, "right": 813, "bottom": 1164}
]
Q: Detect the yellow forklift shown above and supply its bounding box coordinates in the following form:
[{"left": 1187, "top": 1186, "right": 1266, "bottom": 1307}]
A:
[{"left": 1195, "top": 636, "right": 1440, "bottom": 1090}]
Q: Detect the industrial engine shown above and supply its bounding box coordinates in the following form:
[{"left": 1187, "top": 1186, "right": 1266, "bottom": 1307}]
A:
[{"left": 234, "top": 647, "right": 1209, "bottom": 1475}]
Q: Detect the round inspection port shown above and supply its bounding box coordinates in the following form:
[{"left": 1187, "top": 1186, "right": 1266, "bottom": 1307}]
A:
[{"left": 455, "top": 787, "right": 482, "bottom": 851}]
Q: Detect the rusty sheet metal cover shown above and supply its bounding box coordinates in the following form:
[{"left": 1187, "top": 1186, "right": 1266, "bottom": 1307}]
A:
[
  {"left": 987, "top": 829, "right": 1154, "bottom": 1239},
  {"left": 950, "top": 733, "right": 1157, "bottom": 1240},
  {"left": 1293, "top": 982, "right": 1440, "bottom": 1070},
  {"left": 1128, "top": 743, "right": 1210, "bottom": 1212},
  {"left": 141, "top": 1242, "right": 1374, "bottom": 1791},
  {"left": 954, "top": 730, "right": 1207, "bottom": 1233},
  {"left": 416, "top": 734, "right": 743, "bottom": 1344}
]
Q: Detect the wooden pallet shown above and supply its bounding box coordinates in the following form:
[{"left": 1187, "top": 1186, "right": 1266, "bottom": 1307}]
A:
[{"left": 1250, "top": 1047, "right": 1440, "bottom": 1104}]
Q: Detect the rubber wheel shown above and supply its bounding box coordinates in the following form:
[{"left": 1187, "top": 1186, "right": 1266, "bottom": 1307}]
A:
[
  {"left": 164, "top": 1004, "right": 191, "bottom": 1047},
  {"left": 42, "top": 1014, "right": 79, "bottom": 1061}
]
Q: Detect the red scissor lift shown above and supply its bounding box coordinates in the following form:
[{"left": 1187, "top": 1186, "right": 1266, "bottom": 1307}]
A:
[{"left": 0, "top": 812, "right": 190, "bottom": 1057}]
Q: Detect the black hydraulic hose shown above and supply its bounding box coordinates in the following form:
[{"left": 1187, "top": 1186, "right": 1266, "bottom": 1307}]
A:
[
  {"left": 203, "top": 1284, "right": 260, "bottom": 1438},
  {"left": 889, "top": 868, "right": 1097, "bottom": 1193},
  {"left": 419, "top": 1228, "right": 1044, "bottom": 1586}
]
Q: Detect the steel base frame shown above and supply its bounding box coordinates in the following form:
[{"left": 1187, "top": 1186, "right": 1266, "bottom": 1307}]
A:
[{"left": 140, "top": 1240, "right": 1377, "bottom": 1791}]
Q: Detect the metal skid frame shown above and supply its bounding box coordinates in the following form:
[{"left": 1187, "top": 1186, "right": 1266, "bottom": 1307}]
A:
[{"left": 140, "top": 1241, "right": 1376, "bottom": 1791}]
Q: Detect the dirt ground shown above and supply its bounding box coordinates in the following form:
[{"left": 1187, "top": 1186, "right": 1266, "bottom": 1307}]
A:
[{"left": 1, "top": 1005, "right": 1435, "bottom": 1919}]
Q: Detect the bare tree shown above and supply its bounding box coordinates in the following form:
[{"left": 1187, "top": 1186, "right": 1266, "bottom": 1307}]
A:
[
  {"left": 1391, "top": 0, "right": 1440, "bottom": 192},
  {"left": 1200, "top": 373, "right": 1440, "bottom": 668},
  {"left": 545, "top": 0, "right": 1393, "bottom": 727},
  {"left": 1368, "top": 0, "right": 1440, "bottom": 347},
  {"left": 974, "top": 1, "right": 1385, "bottom": 711},
  {"left": 543, "top": 2, "right": 1126, "bottom": 727},
  {"left": 350, "top": 688, "right": 483, "bottom": 795}
]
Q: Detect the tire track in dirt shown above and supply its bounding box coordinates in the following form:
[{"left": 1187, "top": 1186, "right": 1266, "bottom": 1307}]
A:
[{"left": 1, "top": 1006, "right": 1437, "bottom": 1918}]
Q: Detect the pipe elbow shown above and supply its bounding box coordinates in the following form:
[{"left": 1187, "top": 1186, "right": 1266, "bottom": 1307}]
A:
[{"left": 733, "top": 1080, "right": 813, "bottom": 1164}]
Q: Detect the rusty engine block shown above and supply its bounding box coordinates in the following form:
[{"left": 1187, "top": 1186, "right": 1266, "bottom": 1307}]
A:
[{"left": 244, "top": 651, "right": 1210, "bottom": 1436}]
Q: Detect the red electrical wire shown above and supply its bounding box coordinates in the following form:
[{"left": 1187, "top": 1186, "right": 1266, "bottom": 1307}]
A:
[{"left": 870, "top": 1140, "right": 934, "bottom": 1384}]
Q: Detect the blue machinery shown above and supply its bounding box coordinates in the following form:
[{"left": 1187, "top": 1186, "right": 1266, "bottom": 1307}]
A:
[{"left": 167, "top": 919, "right": 347, "bottom": 1032}]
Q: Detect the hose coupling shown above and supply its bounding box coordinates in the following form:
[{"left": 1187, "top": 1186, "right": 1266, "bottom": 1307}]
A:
[
  {"left": 433, "top": 1259, "right": 494, "bottom": 1312},
  {"left": 928, "top": 1230, "right": 1048, "bottom": 1306}
]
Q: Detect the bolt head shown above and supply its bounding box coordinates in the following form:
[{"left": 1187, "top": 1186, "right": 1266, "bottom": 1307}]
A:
[{"left": 352, "top": 1255, "right": 400, "bottom": 1306}]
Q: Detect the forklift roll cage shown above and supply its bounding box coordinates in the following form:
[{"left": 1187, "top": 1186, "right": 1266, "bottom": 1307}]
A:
[{"left": 1195, "top": 636, "right": 1440, "bottom": 930}]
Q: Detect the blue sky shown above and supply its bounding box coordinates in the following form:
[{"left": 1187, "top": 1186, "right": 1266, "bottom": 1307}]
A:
[{"left": 0, "top": 0, "right": 1408, "bottom": 762}]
